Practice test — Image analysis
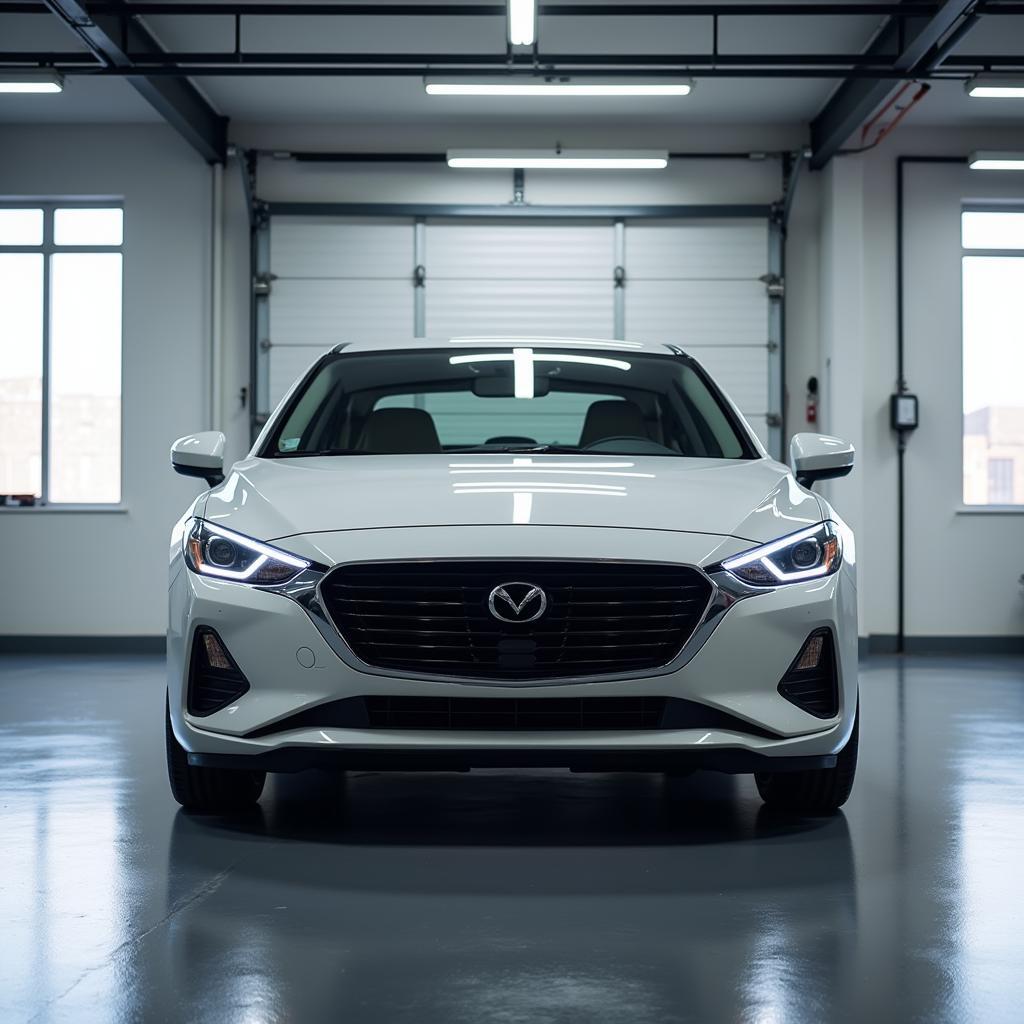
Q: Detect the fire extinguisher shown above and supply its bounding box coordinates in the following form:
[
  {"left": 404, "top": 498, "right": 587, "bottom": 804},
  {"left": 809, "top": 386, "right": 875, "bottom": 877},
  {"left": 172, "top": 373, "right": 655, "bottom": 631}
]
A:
[{"left": 806, "top": 376, "right": 818, "bottom": 425}]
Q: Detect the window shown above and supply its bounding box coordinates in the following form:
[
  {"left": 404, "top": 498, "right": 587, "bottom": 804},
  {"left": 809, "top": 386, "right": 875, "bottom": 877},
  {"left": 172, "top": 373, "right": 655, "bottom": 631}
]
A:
[
  {"left": 0, "top": 204, "right": 123, "bottom": 506},
  {"left": 961, "top": 209, "right": 1024, "bottom": 506},
  {"left": 266, "top": 347, "right": 753, "bottom": 459},
  {"left": 374, "top": 391, "right": 611, "bottom": 448}
]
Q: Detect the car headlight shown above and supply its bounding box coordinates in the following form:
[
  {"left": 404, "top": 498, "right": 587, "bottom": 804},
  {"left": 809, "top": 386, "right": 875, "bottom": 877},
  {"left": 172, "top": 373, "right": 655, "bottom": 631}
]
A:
[
  {"left": 184, "top": 519, "right": 310, "bottom": 586},
  {"left": 718, "top": 521, "right": 842, "bottom": 586}
]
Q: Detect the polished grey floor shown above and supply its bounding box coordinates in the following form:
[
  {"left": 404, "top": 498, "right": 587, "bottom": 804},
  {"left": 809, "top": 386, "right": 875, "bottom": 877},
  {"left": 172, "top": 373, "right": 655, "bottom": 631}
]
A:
[{"left": 2, "top": 654, "right": 1023, "bottom": 1023}]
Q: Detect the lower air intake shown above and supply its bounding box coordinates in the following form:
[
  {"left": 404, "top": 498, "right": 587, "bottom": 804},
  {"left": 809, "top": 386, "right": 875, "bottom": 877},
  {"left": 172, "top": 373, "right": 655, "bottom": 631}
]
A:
[
  {"left": 777, "top": 628, "right": 839, "bottom": 718},
  {"left": 187, "top": 627, "right": 250, "bottom": 716}
]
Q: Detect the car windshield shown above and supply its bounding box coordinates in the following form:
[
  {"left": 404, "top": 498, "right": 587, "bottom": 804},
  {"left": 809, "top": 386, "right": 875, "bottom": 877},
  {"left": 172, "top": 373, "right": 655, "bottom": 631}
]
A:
[{"left": 263, "top": 346, "right": 754, "bottom": 459}]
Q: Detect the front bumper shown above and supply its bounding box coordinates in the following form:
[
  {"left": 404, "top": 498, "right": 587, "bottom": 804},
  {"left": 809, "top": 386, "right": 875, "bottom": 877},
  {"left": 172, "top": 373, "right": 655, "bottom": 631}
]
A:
[{"left": 168, "top": 527, "right": 858, "bottom": 771}]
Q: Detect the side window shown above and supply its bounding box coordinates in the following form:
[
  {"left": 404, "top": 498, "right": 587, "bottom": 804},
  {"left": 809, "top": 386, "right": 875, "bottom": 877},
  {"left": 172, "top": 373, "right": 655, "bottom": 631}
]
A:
[
  {"left": 961, "top": 209, "right": 1024, "bottom": 506},
  {"left": 0, "top": 204, "right": 123, "bottom": 506}
]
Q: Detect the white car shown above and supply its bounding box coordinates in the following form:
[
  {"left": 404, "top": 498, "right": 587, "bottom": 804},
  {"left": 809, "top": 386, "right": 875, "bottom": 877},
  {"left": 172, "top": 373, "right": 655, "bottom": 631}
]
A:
[{"left": 166, "top": 337, "right": 858, "bottom": 815}]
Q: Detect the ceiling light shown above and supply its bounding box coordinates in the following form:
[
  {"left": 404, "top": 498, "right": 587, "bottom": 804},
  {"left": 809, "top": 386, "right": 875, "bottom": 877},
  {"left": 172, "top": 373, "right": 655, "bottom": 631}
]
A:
[
  {"left": 0, "top": 70, "right": 63, "bottom": 94},
  {"left": 425, "top": 77, "right": 694, "bottom": 98},
  {"left": 508, "top": 0, "right": 536, "bottom": 47},
  {"left": 447, "top": 149, "right": 668, "bottom": 170},
  {"left": 968, "top": 151, "right": 1024, "bottom": 171},
  {"left": 966, "top": 76, "right": 1024, "bottom": 99}
]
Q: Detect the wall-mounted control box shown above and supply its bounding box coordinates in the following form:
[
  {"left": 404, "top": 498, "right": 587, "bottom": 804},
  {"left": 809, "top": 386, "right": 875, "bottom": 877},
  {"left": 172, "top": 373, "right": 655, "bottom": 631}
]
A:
[{"left": 890, "top": 393, "right": 919, "bottom": 431}]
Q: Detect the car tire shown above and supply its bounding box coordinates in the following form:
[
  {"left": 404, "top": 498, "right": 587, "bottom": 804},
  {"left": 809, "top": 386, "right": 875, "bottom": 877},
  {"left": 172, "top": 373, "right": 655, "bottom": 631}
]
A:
[
  {"left": 165, "top": 697, "right": 266, "bottom": 812},
  {"left": 754, "top": 700, "right": 859, "bottom": 815}
]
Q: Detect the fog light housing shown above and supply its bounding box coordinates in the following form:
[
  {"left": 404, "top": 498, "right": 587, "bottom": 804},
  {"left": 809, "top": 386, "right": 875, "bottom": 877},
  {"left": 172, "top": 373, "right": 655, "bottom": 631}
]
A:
[
  {"left": 188, "top": 627, "right": 250, "bottom": 716},
  {"left": 778, "top": 629, "right": 838, "bottom": 718}
]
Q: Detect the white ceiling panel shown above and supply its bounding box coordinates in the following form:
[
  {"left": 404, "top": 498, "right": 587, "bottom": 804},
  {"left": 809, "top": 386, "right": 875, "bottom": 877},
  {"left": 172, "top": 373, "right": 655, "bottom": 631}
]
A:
[{"left": 192, "top": 75, "right": 840, "bottom": 125}]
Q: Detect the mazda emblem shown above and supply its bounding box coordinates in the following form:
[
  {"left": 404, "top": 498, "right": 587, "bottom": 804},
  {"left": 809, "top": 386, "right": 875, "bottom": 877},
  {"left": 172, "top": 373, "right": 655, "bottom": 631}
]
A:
[{"left": 487, "top": 582, "right": 548, "bottom": 624}]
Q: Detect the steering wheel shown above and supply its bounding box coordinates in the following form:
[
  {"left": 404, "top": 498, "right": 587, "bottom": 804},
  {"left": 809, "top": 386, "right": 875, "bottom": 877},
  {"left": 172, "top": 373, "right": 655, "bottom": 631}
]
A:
[{"left": 581, "top": 435, "right": 677, "bottom": 454}]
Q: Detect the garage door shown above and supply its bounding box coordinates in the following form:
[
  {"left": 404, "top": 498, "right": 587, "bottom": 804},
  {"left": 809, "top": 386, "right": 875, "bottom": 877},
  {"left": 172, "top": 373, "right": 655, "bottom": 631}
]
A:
[
  {"left": 265, "top": 215, "right": 775, "bottom": 449},
  {"left": 624, "top": 220, "right": 772, "bottom": 446}
]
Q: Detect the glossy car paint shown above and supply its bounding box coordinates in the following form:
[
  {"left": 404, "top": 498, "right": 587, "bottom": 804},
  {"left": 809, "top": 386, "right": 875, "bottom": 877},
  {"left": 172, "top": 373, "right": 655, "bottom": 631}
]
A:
[{"left": 168, "top": 338, "right": 858, "bottom": 768}]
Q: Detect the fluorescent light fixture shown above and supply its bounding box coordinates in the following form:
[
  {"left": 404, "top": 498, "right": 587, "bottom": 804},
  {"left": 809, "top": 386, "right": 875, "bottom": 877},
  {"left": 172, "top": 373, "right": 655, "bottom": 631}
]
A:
[
  {"left": 968, "top": 150, "right": 1024, "bottom": 171},
  {"left": 508, "top": 0, "right": 536, "bottom": 46},
  {"left": 426, "top": 77, "right": 693, "bottom": 97},
  {"left": 966, "top": 76, "right": 1024, "bottom": 99},
  {"left": 0, "top": 70, "right": 63, "bottom": 94},
  {"left": 447, "top": 149, "right": 668, "bottom": 170}
]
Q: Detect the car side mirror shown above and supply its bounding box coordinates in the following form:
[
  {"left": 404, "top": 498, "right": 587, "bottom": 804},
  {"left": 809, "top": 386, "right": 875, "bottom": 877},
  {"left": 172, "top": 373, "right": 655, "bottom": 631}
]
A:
[
  {"left": 789, "top": 432, "right": 854, "bottom": 488},
  {"left": 171, "top": 431, "right": 226, "bottom": 487}
]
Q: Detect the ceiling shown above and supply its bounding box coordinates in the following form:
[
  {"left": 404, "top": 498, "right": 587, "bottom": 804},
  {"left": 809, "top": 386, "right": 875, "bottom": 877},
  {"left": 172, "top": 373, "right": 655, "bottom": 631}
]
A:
[{"left": 1, "top": 2, "right": 1022, "bottom": 131}]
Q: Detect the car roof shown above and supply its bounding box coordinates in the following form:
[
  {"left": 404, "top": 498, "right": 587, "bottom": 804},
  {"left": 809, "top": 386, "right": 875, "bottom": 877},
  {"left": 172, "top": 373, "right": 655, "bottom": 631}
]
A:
[{"left": 332, "top": 336, "right": 684, "bottom": 356}]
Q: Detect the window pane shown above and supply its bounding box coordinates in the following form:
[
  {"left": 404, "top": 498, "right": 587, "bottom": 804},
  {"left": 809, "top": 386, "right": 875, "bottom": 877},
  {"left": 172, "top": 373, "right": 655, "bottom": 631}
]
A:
[
  {"left": 49, "top": 253, "right": 122, "bottom": 503},
  {"left": 53, "top": 208, "right": 123, "bottom": 246},
  {"left": 962, "top": 255, "right": 1024, "bottom": 505},
  {"left": 962, "top": 211, "right": 1024, "bottom": 251},
  {"left": 0, "top": 254, "right": 43, "bottom": 499},
  {"left": 375, "top": 391, "right": 612, "bottom": 447},
  {"left": 0, "top": 208, "right": 43, "bottom": 246}
]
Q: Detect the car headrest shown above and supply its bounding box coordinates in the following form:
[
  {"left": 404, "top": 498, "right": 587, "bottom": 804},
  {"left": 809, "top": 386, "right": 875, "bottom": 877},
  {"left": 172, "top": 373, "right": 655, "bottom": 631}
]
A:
[
  {"left": 358, "top": 407, "right": 442, "bottom": 454},
  {"left": 578, "top": 399, "right": 649, "bottom": 448}
]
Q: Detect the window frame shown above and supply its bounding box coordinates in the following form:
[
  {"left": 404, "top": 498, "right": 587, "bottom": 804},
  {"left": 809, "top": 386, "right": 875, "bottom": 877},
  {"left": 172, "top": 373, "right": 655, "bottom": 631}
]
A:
[
  {"left": 0, "top": 199, "right": 125, "bottom": 509},
  {"left": 959, "top": 202, "right": 1024, "bottom": 512}
]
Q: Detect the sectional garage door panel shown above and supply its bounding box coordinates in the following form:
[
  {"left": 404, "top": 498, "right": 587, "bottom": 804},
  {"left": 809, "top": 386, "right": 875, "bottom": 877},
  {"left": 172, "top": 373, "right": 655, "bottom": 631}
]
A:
[
  {"left": 426, "top": 279, "right": 614, "bottom": 339},
  {"left": 268, "top": 217, "right": 415, "bottom": 407},
  {"left": 268, "top": 346, "right": 325, "bottom": 409},
  {"left": 625, "top": 280, "right": 767, "bottom": 348},
  {"left": 271, "top": 218, "right": 412, "bottom": 279},
  {"left": 626, "top": 221, "right": 768, "bottom": 280},
  {"left": 685, "top": 345, "right": 769, "bottom": 415},
  {"left": 262, "top": 215, "right": 777, "bottom": 452},
  {"left": 270, "top": 278, "right": 414, "bottom": 347},
  {"left": 427, "top": 223, "right": 612, "bottom": 280}
]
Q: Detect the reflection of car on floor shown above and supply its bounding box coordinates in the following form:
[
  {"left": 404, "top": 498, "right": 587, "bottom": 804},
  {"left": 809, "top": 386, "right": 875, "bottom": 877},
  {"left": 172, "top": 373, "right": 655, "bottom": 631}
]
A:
[{"left": 166, "top": 337, "right": 858, "bottom": 815}]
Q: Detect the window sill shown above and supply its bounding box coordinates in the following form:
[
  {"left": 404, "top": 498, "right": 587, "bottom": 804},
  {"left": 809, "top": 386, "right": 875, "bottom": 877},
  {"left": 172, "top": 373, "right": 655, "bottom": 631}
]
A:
[
  {"left": 955, "top": 505, "right": 1024, "bottom": 515},
  {"left": 0, "top": 504, "right": 128, "bottom": 514}
]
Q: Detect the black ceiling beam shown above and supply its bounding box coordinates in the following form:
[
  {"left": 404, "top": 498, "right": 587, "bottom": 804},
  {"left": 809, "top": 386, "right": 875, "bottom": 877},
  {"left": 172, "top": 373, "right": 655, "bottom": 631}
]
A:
[
  {"left": 42, "top": 0, "right": 227, "bottom": 163},
  {"left": 809, "top": 0, "right": 981, "bottom": 168},
  {"left": 9, "top": 50, "right": 1009, "bottom": 66},
  {"left": 282, "top": 150, "right": 770, "bottom": 162},
  {"left": 9, "top": 1, "right": 1024, "bottom": 14},
  {"left": 7, "top": 63, "right": 1008, "bottom": 78},
  {"left": 5, "top": 51, "right": 1019, "bottom": 75}
]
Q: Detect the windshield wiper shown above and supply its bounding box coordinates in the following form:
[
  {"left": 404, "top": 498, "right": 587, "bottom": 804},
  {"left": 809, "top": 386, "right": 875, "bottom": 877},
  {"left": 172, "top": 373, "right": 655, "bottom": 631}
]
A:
[
  {"left": 272, "top": 448, "right": 375, "bottom": 458},
  {"left": 447, "top": 444, "right": 582, "bottom": 454}
]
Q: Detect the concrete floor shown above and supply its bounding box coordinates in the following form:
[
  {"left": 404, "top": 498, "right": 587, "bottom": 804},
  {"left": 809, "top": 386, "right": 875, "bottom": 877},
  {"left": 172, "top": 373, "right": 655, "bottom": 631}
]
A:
[{"left": 2, "top": 655, "right": 1023, "bottom": 1023}]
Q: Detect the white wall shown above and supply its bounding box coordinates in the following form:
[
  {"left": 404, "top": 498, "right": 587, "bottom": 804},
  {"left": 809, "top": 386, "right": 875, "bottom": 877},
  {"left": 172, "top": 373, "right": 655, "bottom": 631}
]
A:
[
  {"left": 0, "top": 124, "right": 212, "bottom": 637},
  {"left": 856, "top": 127, "right": 1024, "bottom": 641}
]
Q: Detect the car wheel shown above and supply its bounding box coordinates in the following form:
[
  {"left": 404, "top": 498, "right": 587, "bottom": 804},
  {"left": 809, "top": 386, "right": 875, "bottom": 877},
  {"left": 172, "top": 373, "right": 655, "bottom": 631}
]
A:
[
  {"left": 754, "top": 700, "right": 859, "bottom": 815},
  {"left": 165, "top": 696, "right": 266, "bottom": 813}
]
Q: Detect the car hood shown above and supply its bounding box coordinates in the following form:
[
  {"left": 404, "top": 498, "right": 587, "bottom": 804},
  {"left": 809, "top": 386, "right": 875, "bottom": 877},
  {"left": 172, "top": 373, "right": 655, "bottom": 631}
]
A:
[{"left": 203, "top": 454, "right": 823, "bottom": 545}]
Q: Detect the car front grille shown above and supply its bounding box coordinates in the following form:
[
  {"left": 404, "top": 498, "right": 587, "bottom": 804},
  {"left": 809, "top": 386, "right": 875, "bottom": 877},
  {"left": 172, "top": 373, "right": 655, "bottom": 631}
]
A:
[{"left": 318, "top": 559, "right": 713, "bottom": 680}]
